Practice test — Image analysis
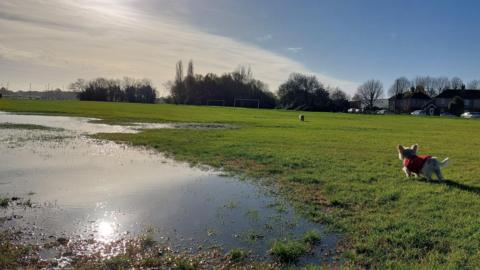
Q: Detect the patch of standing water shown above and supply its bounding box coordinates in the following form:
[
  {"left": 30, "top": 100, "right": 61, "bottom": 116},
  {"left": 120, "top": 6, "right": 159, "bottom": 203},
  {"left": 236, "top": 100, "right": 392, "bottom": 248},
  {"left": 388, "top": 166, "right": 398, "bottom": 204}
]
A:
[
  {"left": 0, "top": 112, "right": 339, "bottom": 266},
  {"left": 0, "top": 111, "right": 231, "bottom": 134}
]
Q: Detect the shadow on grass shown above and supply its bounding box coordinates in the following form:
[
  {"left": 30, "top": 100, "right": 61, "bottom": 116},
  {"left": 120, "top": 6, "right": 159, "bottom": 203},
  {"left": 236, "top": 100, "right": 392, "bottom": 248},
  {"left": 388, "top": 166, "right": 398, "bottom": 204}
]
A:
[{"left": 419, "top": 178, "right": 480, "bottom": 195}]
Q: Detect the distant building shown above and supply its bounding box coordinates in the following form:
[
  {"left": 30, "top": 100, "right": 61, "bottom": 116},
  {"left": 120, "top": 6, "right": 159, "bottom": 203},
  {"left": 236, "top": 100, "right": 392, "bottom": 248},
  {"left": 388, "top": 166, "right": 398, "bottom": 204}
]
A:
[
  {"left": 0, "top": 88, "right": 78, "bottom": 100},
  {"left": 372, "top": 98, "right": 389, "bottom": 109},
  {"left": 349, "top": 100, "right": 362, "bottom": 109},
  {"left": 435, "top": 89, "right": 480, "bottom": 113},
  {"left": 388, "top": 91, "right": 432, "bottom": 113},
  {"left": 350, "top": 98, "right": 388, "bottom": 111}
]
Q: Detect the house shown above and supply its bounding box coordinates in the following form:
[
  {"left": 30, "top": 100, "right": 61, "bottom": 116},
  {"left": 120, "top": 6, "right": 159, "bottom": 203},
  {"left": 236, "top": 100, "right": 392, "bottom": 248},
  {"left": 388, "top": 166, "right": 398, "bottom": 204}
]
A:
[
  {"left": 388, "top": 91, "right": 432, "bottom": 113},
  {"left": 349, "top": 100, "right": 362, "bottom": 109},
  {"left": 434, "top": 89, "right": 480, "bottom": 113},
  {"left": 372, "top": 98, "right": 389, "bottom": 110},
  {"left": 423, "top": 101, "right": 438, "bottom": 116},
  {"left": 349, "top": 98, "right": 387, "bottom": 111}
]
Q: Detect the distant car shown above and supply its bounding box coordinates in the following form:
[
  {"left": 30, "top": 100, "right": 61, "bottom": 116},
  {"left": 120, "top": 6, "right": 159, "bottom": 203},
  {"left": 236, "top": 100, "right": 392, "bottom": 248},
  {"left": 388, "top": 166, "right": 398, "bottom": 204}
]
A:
[
  {"left": 461, "top": 112, "right": 480, "bottom": 119},
  {"left": 439, "top": 112, "right": 455, "bottom": 117},
  {"left": 376, "top": 109, "right": 388, "bottom": 115},
  {"left": 411, "top": 110, "right": 426, "bottom": 116},
  {"left": 348, "top": 108, "right": 361, "bottom": 113}
]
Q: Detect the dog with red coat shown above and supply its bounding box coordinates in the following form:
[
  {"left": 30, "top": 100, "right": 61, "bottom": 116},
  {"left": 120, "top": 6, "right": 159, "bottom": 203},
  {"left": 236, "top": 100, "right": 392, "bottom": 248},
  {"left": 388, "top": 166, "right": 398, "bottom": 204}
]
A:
[{"left": 397, "top": 144, "right": 449, "bottom": 181}]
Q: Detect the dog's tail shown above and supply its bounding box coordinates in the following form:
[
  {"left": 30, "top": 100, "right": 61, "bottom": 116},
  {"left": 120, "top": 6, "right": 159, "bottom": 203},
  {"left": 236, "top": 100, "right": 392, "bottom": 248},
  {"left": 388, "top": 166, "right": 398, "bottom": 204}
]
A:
[{"left": 440, "top": 157, "right": 449, "bottom": 167}]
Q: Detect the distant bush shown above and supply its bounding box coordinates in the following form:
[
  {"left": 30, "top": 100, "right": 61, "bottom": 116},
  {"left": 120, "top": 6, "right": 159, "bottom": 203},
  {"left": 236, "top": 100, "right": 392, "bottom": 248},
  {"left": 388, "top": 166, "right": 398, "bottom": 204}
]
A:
[
  {"left": 449, "top": 96, "right": 464, "bottom": 116},
  {"left": 278, "top": 73, "right": 349, "bottom": 112}
]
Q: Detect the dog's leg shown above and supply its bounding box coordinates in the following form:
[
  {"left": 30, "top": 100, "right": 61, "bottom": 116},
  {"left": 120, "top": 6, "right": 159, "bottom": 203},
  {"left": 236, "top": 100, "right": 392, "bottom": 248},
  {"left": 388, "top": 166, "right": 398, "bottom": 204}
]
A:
[
  {"left": 403, "top": 167, "right": 412, "bottom": 177},
  {"left": 434, "top": 165, "right": 444, "bottom": 181},
  {"left": 423, "top": 170, "right": 433, "bottom": 181}
]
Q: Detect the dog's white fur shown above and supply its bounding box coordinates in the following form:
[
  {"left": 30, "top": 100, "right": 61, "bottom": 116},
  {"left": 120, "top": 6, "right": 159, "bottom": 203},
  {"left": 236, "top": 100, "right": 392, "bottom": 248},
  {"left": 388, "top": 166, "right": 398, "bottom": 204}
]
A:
[{"left": 397, "top": 144, "right": 449, "bottom": 181}]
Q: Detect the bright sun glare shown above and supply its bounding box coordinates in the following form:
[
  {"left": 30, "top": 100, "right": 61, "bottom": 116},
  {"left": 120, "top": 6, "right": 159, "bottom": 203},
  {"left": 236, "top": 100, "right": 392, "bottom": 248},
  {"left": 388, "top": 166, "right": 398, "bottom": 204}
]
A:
[{"left": 97, "top": 221, "right": 115, "bottom": 242}]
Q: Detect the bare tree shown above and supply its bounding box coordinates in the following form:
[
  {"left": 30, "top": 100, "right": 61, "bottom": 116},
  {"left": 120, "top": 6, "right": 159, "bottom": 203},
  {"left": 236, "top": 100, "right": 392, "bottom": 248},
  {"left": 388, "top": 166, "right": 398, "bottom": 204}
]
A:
[
  {"left": 232, "top": 65, "right": 253, "bottom": 83},
  {"left": 388, "top": 77, "right": 411, "bottom": 96},
  {"left": 328, "top": 86, "right": 350, "bottom": 100},
  {"left": 433, "top": 76, "right": 451, "bottom": 93},
  {"left": 175, "top": 61, "right": 184, "bottom": 84},
  {"left": 68, "top": 78, "right": 86, "bottom": 92},
  {"left": 328, "top": 86, "right": 350, "bottom": 112},
  {"left": 356, "top": 79, "right": 384, "bottom": 110},
  {"left": 187, "top": 60, "right": 194, "bottom": 78},
  {"left": 171, "top": 60, "right": 186, "bottom": 104},
  {"left": 450, "top": 77, "right": 464, "bottom": 90},
  {"left": 467, "top": 80, "right": 480, "bottom": 90},
  {"left": 413, "top": 76, "right": 437, "bottom": 96}
]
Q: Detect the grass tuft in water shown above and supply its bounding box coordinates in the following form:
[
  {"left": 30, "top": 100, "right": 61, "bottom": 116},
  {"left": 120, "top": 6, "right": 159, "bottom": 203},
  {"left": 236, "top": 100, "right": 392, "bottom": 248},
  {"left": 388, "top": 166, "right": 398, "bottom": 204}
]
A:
[
  {"left": 303, "top": 229, "right": 321, "bottom": 245},
  {"left": 174, "top": 258, "right": 197, "bottom": 270},
  {"left": 0, "top": 232, "right": 36, "bottom": 269},
  {"left": 269, "top": 239, "right": 309, "bottom": 264},
  {"left": 103, "top": 255, "right": 131, "bottom": 270},
  {"left": 226, "top": 248, "right": 248, "bottom": 264},
  {"left": 0, "top": 123, "right": 62, "bottom": 131},
  {"left": 0, "top": 197, "right": 9, "bottom": 208},
  {"left": 140, "top": 229, "right": 156, "bottom": 249}
]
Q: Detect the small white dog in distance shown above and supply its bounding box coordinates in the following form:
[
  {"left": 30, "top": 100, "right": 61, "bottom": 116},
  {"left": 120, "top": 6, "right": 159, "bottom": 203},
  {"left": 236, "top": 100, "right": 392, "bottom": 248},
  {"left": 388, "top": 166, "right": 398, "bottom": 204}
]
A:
[{"left": 397, "top": 144, "right": 449, "bottom": 181}]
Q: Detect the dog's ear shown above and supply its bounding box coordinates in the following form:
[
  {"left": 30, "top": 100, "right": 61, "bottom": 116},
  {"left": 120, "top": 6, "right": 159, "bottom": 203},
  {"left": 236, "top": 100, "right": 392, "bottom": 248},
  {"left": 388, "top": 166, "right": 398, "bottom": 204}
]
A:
[
  {"left": 397, "top": 145, "right": 404, "bottom": 153},
  {"left": 411, "top": 144, "right": 418, "bottom": 153}
]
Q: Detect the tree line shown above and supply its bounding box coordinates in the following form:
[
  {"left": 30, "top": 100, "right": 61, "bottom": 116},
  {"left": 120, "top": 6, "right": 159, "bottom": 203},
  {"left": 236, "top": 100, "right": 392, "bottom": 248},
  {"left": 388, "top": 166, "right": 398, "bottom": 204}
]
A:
[
  {"left": 71, "top": 77, "right": 157, "bottom": 103},
  {"left": 351, "top": 76, "right": 480, "bottom": 111},
  {"left": 388, "top": 76, "right": 480, "bottom": 97},
  {"left": 166, "top": 60, "right": 277, "bottom": 108},
  {"left": 276, "top": 73, "right": 350, "bottom": 111},
  {"left": 166, "top": 60, "right": 351, "bottom": 112},
  {"left": 66, "top": 63, "right": 479, "bottom": 113}
]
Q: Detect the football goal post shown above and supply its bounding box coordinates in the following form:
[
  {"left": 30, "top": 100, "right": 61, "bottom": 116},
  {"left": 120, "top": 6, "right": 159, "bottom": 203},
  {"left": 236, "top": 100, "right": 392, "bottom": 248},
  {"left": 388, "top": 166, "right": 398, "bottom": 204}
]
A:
[{"left": 233, "top": 98, "right": 260, "bottom": 109}]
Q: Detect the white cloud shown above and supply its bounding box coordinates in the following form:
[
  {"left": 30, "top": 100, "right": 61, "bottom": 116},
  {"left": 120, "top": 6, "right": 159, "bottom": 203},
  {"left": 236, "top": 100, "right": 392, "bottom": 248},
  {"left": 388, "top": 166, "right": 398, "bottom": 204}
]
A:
[
  {"left": 256, "top": 34, "right": 272, "bottom": 42},
  {"left": 287, "top": 47, "right": 303, "bottom": 53},
  {"left": 0, "top": 0, "right": 358, "bottom": 95}
]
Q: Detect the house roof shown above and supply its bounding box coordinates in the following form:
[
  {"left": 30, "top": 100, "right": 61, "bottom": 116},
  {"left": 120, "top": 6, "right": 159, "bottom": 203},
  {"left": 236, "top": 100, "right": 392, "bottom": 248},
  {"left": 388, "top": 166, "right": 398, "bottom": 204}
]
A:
[
  {"left": 388, "top": 93, "right": 403, "bottom": 100},
  {"left": 389, "top": 91, "right": 431, "bottom": 100},
  {"left": 435, "top": 89, "right": 480, "bottom": 99},
  {"left": 405, "top": 91, "right": 431, "bottom": 99},
  {"left": 424, "top": 101, "right": 437, "bottom": 108}
]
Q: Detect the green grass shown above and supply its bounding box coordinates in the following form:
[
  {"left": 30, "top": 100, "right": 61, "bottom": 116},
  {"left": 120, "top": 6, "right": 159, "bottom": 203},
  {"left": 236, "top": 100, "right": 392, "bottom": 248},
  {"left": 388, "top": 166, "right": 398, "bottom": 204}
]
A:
[
  {"left": 269, "top": 230, "right": 322, "bottom": 264},
  {"left": 0, "top": 197, "right": 9, "bottom": 208},
  {"left": 0, "top": 232, "right": 35, "bottom": 269},
  {"left": 226, "top": 248, "right": 248, "bottom": 264},
  {"left": 303, "top": 230, "right": 321, "bottom": 245},
  {"left": 2, "top": 99, "right": 480, "bottom": 268},
  {"left": 103, "top": 255, "right": 131, "bottom": 270},
  {"left": 270, "top": 240, "right": 309, "bottom": 263}
]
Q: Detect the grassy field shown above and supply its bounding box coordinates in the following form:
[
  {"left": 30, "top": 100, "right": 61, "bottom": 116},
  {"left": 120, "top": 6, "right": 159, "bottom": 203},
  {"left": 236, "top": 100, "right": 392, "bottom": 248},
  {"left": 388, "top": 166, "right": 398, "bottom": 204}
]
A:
[{"left": 1, "top": 99, "right": 480, "bottom": 268}]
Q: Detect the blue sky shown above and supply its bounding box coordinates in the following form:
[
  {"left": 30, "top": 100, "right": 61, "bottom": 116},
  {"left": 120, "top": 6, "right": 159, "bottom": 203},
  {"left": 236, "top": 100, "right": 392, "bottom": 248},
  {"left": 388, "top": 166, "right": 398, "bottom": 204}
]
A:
[{"left": 1, "top": 0, "right": 479, "bottom": 95}]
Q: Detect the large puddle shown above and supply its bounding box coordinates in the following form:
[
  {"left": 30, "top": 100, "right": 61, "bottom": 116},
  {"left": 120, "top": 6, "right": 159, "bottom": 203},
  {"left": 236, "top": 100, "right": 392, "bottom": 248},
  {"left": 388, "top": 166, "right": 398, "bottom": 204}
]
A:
[
  {"left": 0, "top": 111, "right": 232, "bottom": 134},
  {"left": 0, "top": 112, "right": 339, "bottom": 266}
]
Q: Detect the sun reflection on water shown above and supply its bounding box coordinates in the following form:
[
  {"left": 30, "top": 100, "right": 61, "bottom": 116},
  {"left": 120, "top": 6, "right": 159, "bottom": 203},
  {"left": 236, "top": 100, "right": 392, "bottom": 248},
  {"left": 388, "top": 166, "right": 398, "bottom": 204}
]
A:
[{"left": 96, "top": 220, "right": 116, "bottom": 242}]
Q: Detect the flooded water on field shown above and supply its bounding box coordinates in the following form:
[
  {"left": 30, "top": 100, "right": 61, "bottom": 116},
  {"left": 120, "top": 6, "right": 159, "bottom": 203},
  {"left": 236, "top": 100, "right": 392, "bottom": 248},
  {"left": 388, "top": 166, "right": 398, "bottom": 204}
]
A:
[
  {"left": 0, "top": 112, "right": 339, "bottom": 266},
  {"left": 0, "top": 111, "right": 232, "bottom": 134}
]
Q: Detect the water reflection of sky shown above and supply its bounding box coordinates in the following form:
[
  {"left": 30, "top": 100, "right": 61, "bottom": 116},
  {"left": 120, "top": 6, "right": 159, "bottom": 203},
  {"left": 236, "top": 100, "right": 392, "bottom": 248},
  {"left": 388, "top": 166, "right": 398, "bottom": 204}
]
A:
[
  {"left": 0, "top": 111, "right": 231, "bottom": 134},
  {"left": 0, "top": 112, "right": 339, "bottom": 264}
]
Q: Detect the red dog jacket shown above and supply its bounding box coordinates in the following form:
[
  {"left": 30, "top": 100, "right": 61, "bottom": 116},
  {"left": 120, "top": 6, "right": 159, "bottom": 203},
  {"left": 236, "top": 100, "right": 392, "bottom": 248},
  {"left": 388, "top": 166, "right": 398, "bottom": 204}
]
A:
[{"left": 403, "top": 155, "right": 431, "bottom": 174}]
